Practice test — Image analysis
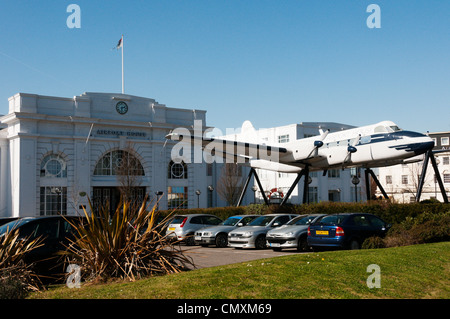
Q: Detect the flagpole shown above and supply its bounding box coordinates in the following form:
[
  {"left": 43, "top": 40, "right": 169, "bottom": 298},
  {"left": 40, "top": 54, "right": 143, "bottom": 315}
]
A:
[{"left": 121, "top": 34, "right": 124, "bottom": 94}]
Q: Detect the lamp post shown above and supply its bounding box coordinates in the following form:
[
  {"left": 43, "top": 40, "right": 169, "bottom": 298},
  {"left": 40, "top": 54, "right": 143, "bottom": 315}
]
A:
[
  {"left": 251, "top": 185, "right": 258, "bottom": 204},
  {"left": 155, "top": 191, "right": 163, "bottom": 210},
  {"left": 207, "top": 185, "right": 214, "bottom": 207},
  {"left": 195, "top": 189, "right": 201, "bottom": 208},
  {"left": 351, "top": 176, "right": 360, "bottom": 202}
]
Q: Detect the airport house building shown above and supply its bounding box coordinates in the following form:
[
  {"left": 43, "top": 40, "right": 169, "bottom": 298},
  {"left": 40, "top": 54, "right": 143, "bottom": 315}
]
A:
[
  {"left": 0, "top": 92, "right": 221, "bottom": 217},
  {"left": 0, "top": 92, "right": 367, "bottom": 218}
]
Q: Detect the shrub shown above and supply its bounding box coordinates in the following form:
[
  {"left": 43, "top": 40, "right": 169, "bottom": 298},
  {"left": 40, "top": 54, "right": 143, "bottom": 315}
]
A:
[
  {"left": 0, "top": 228, "right": 43, "bottom": 295},
  {"left": 63, "top": 196, "right": 195, "bottom": 283},
  {"left": 362, "top": 236, "right": 386, "bottom": 249}
]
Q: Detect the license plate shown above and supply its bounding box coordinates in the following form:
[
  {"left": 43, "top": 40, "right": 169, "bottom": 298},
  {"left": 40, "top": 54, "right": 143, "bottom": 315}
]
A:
[
  {"left": 168, "top": 227, "right": 175, "bottom": 231},
  {"left": 316, "top": 230, "right": 329, "bottom": 235},
  {"left": 270, "top": 243, "right": 280, "bottom": 247},
  {"left": 195, "top": 236, "right": 202, "bottom": 241}
]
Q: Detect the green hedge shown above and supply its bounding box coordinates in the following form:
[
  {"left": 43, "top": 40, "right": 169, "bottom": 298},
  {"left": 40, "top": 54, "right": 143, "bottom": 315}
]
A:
[{"left": 157, "top": 202, "right": 449, "bottom": 225}]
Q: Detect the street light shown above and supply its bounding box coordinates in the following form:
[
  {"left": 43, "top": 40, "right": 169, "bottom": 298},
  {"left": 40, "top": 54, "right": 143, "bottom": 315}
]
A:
[
  {"left": 251, "top": 185, "right": 258, "bottom": 204},
  {"left": 155, "top": 191, "right": 163, "bottom": 210},
  {"left": 207, "top": 185, "right": 214, "bottom": 207},
  {"left": 195, "top": 189, "right": 201, "bottom": 208},
  {"left": 351, "top": 176, "right": 360, "bottom": 202}
]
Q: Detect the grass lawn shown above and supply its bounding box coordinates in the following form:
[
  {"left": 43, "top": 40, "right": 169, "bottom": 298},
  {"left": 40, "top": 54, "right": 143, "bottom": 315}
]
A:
[{"left": 30, "top": 242, "right": 449, "bottom": 299}]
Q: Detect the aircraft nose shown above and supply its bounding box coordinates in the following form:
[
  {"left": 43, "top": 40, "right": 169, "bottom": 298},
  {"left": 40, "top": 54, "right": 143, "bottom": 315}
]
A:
[{"left": 414, "top": 140, "right": 434, "bottom": 155}]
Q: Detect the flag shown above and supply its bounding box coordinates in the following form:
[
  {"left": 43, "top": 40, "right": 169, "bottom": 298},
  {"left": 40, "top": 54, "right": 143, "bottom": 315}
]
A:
[{"left": 114, "top": 37, "right": 123, "bottom": 50}]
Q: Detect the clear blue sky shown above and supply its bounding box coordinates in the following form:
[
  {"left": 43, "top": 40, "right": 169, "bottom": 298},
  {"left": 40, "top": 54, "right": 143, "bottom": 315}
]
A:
[{"left": 1, "top": 0, "right": 449, "bottom": 133}]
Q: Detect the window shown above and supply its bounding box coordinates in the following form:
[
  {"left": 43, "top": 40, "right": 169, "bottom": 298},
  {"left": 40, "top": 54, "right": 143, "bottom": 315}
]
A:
[
  {"left": 40, "top": 187, "right": 67, "bottom": 216},
  {"left": 277, "top": 134, "right": 290, "bottom": 143},
  {"left": 328, "top": 169, "right": 340, "bottom": 178},
  {"left": 402, "top": 175, "right": 408, "bottom": 185},
  {"left": 167, "top": 186, "right": 188, "bottom": 209},
  {"left": 308, "top": 186, "right": 318, "bottom": 203},
  {"left": 444, "top": 174, "right": 450, "bottom": 183},
  {"left": 386, "top": 175, "right": 392, "bottom": 184},
  {"left": 40, "top": 155, "right": 67, "bottom": 177},
  {"left": 441, "top": 137, "right": 449, "bottom": 146},
  {"left": 443, "top": 157, "right": 449, "bottom": 165},
  {"left": 168, "top": 161, "right": 188, "bottom": 179},
  {"left": 94, "top": 150, "right": 144, "bottom": 176}
]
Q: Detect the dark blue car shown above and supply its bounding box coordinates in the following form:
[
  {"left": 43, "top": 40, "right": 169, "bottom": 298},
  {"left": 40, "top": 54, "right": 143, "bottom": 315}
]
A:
[{"left": 307, "top": 213, "right": 390, "bottom": 250}]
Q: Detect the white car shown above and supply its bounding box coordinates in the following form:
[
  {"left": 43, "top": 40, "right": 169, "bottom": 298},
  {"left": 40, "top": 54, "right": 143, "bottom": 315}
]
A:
[
  {"left": 266, "top": 214, "right": 326, "bottom": 251},
  {"left": 228, "top": 214, "right": 298, "bottom": 249}
]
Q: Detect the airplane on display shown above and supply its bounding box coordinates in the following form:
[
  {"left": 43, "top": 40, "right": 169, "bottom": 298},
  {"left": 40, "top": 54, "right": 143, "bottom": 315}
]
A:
[{"left": 166, "top": 120, "right": 448, "bottom": 204}]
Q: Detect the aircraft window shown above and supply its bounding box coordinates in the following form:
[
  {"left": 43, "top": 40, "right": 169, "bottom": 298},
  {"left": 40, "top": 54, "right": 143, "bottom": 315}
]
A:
[
  {"left": 360, "top": 136, "right": 371, "bottom": 144},
  {"left": 374, "top": 126, "right": 388, "bottom": 133}
]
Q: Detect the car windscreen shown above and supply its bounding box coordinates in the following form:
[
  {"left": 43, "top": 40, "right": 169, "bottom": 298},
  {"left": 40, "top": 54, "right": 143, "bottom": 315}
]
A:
[
  {"left": 287, "top": 215, "right": 315, "bottom": 226},
  {"left": 0, "top": 218, "right": 31, "bottom": 235},
  {"left": 248, "top": 215, "right": 275, "bottom": 226},
  {"left": 221, "top": 217, "right": 241, "bottom": 226},
  {"left": 314, "top": 215, "right": 346, "bottom": 226}
]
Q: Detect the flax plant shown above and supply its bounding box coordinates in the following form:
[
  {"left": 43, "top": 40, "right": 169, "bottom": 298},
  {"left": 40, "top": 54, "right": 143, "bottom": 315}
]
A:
[
  {"left": 0, "top": 228, "right": 43, "bottom": 293},
  {"left": 63, "top": 196, "right": 194, "bottom": 283}
]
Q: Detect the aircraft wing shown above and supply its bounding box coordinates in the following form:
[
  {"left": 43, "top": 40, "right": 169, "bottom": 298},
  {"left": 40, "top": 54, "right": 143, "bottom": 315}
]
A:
[{"left": 165, "top": 132, "right": 290, "bottom": 163}]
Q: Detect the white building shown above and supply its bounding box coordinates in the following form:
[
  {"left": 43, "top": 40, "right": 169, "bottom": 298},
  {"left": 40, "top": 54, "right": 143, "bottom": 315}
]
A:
[
  {"left": 375, "top": 132, "right": 450, "bottom": 203},
  {"left": 0, "top": 92, "right": 217, "bottom": 217}
]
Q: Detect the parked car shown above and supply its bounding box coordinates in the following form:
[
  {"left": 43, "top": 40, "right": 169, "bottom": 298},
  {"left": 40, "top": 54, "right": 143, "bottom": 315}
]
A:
[
  {"left": 194, "top": 215, "right": 258, "bottom": 247},
  {"left": 266, "top": 214, "right": 326, "bottom": 251},
  {"left": 166, "top": 214, "right": 222, "bottom": 245},
  {"left": 0, "top": 217, "right": 20, "bottom": 226},
  {"left": 228, "top": 214, "right": 298, "bottom": 249},
  {"left": 0, "top": 215, "right": 86, "bottom": 279},
  {"left": 307, "top": 213, "right": 391, "bottom": 250}
]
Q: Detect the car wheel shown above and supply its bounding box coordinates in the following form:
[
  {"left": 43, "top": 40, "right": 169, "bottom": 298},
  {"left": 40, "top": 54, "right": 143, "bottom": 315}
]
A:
[
  {"left": 297, "top": 236, "right": 308, "bottom": 252},
  {"left": 185, "top": 234, "right": 196, "bottom": 246},
  {"left": 215, "top": 233, "right": 228, "bottom": 248},
  {"left": 255, "top": 236, "right": 266, "bottom": 249},
  {"left": 349, "top": 239, "right": 360, "bottom": 250}
]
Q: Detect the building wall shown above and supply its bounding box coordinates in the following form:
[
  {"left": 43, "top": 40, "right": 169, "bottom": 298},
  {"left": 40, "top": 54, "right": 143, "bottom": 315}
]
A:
[
  {"left": 0, "top": 92, "right": 209, "bottom": 217},
  {"left": 376, "top": 132, "right": 450, "bottom": 203}
]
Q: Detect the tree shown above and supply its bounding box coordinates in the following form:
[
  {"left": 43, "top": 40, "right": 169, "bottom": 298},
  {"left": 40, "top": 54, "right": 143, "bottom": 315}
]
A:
[
  {"left": 115, "top": 145, "right": 145, "bottom": 205},
  {"left": 216, "top": 163, "right": 245, "bottom": 206}
]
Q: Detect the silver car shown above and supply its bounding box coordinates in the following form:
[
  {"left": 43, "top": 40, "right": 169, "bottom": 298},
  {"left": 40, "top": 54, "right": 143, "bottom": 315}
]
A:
[
  {"left": 228, "top": 214, "right": 298, "bottom": 249},
  {"left": 194, "top": 215, "right": 258, "bottom": 248},
  {"left": 166, "top": 214, "right": 222, "bottom": 245},
  {"left": 266, "top": 214, "right": 326, "bottom": 251}
]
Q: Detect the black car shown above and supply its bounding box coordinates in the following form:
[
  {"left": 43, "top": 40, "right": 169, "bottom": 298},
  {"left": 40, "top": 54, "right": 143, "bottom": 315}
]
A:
[
  {"left": 307, "top": 213, "right": 391, "bottom": 250},
  {"left": 0, "top": 215, "right": 85, "bottom": 279},
  {"left": 0, "top": 217, "right": 20, "bottom": 226}
]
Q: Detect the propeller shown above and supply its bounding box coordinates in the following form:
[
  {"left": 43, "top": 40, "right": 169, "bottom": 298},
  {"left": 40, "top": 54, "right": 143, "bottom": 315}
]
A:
[
  {"left": 306, "top": 129, "right": 330, "bottom": 158},
  {"left": 343, "top": 134, "right": 361, "bottom": 163}
]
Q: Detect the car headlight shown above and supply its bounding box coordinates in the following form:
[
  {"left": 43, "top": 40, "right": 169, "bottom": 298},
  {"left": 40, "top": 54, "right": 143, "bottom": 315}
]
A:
[
  {"left": 203, "top": 232, "right": 211, "bottom": 237},
  {"left": 286, "top": 231, "right": 294, "bottom": 237},
  {"left": 242, "top": 231, "right": 253, "bottom": 237}
]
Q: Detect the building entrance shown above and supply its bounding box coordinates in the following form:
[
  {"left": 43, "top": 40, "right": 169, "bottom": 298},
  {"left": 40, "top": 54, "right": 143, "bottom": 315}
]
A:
[{"left": 93, "top": 187, "right": 146, "bottom": 215}]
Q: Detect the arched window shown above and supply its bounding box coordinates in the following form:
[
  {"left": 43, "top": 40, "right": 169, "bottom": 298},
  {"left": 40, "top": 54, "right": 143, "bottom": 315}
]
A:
[
  {"left": 168, "top": 160, "right": 187, "bottom": 179},
  {"left": 94, "top": 150, "right": 144, "bottom": 176},
  {"left": 40, "top": 154, "right": 67, "bottom": 178}
]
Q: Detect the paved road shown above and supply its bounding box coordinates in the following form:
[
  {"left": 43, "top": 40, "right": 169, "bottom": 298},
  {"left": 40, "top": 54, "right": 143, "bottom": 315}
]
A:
[{"left": 182, "top": 246, "right": 305, "bottom": 269}]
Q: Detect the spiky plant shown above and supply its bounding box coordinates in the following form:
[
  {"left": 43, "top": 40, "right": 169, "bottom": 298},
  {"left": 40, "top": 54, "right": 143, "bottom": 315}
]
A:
[
  {"left": 0, "top": 228, "right": 43, "bottom": 295},
  {"left": 63, "top": 196, "right": 194, "bottom": 283}
]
